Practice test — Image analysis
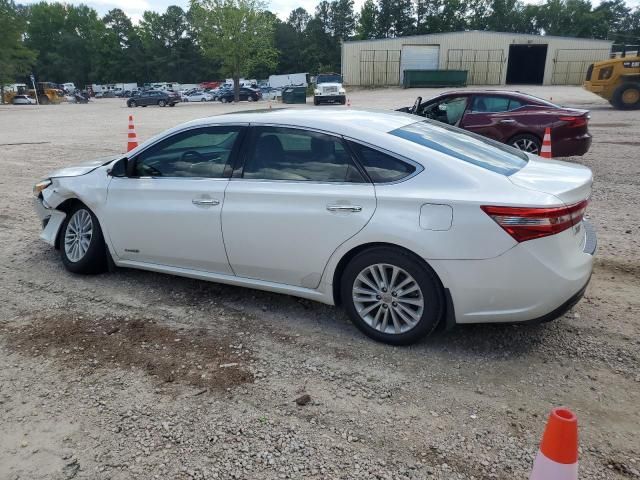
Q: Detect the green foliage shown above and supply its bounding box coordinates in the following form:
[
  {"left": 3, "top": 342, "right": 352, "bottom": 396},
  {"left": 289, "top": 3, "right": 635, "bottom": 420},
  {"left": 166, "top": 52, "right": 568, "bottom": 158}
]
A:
[
  {"left": 1, "top": 0, "right": 638, "bottom": 90},
  {"left": 0, "top": 0, "right": 36, "bottom": 93},
  {"left": 190, "top": 0, "right": 277, "bottom": 100}
]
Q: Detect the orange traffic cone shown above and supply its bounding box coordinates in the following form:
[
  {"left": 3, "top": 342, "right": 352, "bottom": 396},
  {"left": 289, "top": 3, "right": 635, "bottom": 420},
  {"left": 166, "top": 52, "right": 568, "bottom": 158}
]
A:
[
  {"left": 127, "top": 115, "right": 138, "bottom": 152},
  {"left": 540, "top": 128, "right": 552, "bottom": 158},
  {"left": 529, "top": 407, "right": 578, "bottom": 480}
]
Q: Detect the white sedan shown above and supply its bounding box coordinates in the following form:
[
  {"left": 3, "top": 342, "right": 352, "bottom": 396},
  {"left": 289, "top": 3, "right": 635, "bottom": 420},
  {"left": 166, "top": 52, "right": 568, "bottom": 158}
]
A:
[
  {"left": 33, "top": 109, "right": 596, "bottom": 344},
  {"left": 13, "top": 94, "right": 36, "bottom": 105},
  {"left": 183, "top": 91, "right": 213, "bottom": 102}
]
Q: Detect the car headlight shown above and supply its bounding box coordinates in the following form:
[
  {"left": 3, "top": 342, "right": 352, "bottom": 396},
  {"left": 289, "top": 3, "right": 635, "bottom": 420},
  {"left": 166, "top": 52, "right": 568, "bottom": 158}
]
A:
[
  {"left": 33, "top": 179, "right": 51, "bottom": 197},
  {"left": 314, "top": 89, "right": 320, "bottom": 95},
  {"left": 339, "top": 89, "right": 346, "bottom": 94}
]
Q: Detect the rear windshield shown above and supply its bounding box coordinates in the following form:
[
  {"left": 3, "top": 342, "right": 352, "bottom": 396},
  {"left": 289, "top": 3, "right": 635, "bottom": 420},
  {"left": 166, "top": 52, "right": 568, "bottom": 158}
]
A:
[{"left": 390, "top": 120, "right": 528, "bottom": 176}]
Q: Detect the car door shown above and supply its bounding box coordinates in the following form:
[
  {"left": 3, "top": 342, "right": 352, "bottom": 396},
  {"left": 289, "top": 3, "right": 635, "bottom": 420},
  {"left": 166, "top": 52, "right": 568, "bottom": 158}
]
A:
[
  {"left": 103, "top": 125, "right": 246, "bottom": 273},
  {"left": 459, "top": 95, "right": 524, "bottom": 142},
  {"left": 221, "top": 126, "right": 376, "bottom": 288}
]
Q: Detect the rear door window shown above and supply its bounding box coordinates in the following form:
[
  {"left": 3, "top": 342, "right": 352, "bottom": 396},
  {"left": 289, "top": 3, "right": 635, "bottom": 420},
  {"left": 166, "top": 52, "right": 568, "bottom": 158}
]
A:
[
  {"left": 471, "top": 96, "right": 523, "bottom": 112},
  {"left": 391, "top": 120, "right": 528, "bottom": 176},
  {"left": 242, "top": 127, "right": 365, "bottom": 182}
]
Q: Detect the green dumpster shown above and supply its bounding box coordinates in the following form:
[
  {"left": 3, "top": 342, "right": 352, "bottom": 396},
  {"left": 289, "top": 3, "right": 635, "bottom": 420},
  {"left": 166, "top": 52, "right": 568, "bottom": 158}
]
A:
[
  {"left": 282, "top": 86, "right": 307, "bottom": 104},
  {"left": 403, "top": 70, "right": 468, "bottom": 88}
]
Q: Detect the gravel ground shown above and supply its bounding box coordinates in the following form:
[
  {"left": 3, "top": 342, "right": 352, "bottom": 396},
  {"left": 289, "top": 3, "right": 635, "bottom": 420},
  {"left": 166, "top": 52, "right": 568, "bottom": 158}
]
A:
[{"left": 0, "top": 86, "right": 638, "bottom": 480}]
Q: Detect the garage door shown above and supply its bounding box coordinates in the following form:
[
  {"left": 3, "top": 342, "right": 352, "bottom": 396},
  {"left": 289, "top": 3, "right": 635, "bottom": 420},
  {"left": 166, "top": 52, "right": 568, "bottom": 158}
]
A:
[{"left": 400, "top": 45, "right": 440, "bottom": 83}]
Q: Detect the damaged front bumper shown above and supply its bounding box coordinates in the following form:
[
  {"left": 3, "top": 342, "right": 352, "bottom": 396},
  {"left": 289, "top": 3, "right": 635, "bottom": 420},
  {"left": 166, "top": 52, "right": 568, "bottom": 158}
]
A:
[{"left": 34, "top": 196, "right": 66, "bottom": 247}]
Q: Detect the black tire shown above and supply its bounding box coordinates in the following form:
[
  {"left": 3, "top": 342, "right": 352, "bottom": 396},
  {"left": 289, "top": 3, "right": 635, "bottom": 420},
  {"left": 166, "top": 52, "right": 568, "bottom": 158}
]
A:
[
  {"left": 169, "top": 102, "right": 175, "bottom": 107},
  {"left": 610, "top": 82, "right": 640, "bottom": 110},
  {"left": 200, "top": 98, "right": 206, "bottom": 102},
  {"left": 508, "top": 133, "right": 541, "bottom": 155},
  {"left": 340, "top": 247, "right": 444, "bottom": 345},
  {"left": 221, "top": 97, "right": 229, "bottom": 103},
  {"left": 339, "top": 95, "right": 346, "bottom": 105},
  {"left": 60, "top": 204, "right": 108, "bottom": 274},
  {"left": 158, "top": 99, "right": 167, "bottom": 107},
  {"left": 128, "top": 100, "right": 136, "bottom": 107},
  {"left": 314, "top": 97, "right": 320, "bottom": 106}
]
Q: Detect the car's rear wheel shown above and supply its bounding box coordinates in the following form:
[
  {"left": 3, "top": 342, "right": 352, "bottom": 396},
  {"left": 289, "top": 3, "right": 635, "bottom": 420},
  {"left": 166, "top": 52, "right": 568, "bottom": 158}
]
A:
[
  {"left": 200, "top": 98, "right": 206, "bottom": 102},
  {"left": 60, "top": 204, "right": 107, "bottom": 274},
  {"left": 341, "top": 247, "right": 444, "bottom": 345},
  {"left": 509, "top": 134, "right": 541, "bottom": 155},
  {"left": 158, "top": 100, "right": 167, "bottom": 107},
  {"left": 611, "top": 83, "right": 640, "bottom": 110},
  {"left": 221, "top": 97, "right": 229, "bottom": 103}
]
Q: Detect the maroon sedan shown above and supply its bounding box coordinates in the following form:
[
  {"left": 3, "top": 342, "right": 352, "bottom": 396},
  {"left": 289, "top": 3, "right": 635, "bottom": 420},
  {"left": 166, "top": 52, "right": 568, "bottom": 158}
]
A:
[{"left": 402, "top": 90, "right": 592, "bottom": 157}]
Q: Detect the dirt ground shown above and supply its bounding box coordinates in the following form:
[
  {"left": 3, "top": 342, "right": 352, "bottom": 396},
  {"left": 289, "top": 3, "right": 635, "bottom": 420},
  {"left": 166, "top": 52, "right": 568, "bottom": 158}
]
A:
[{"left": 0, "top": 86, "right": 638, "bottom": 480}]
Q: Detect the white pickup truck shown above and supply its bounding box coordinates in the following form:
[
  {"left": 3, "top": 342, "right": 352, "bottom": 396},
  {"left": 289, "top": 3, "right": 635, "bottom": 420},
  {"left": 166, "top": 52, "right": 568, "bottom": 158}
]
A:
[{"left": 314, "top": 73, "right": 346, "bottom": 105}]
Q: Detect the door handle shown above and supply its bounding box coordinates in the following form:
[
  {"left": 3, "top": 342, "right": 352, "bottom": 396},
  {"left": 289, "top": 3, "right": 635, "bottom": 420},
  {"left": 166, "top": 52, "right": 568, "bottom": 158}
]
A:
[
  {"left": 192, "top": 198, "right": 220, "bottom": 206},
  {"left": 499, "top": 119, "right": 516, "bottom": 124},
  {"left": 326, "top": 204, "right": 362, "bottom": 213}
]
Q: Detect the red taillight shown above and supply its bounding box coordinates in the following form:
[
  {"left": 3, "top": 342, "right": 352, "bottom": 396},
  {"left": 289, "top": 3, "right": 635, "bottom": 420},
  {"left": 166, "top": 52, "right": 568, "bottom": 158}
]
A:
[
  {"left": 559, "top": 115, "right": 588, "bottom": 128},
  {"left": 481, "top": 200, "right": 588, "bottom": 242}
]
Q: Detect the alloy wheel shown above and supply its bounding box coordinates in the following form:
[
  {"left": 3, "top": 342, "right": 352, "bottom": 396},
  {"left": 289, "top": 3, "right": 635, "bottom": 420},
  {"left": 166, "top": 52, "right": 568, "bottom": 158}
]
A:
[
  {"left": 352, "top": 263, "right": 424, "bottom": 335},
  {"left": 64, "top": 209, "right": 93, "bottom": 262},
  {"left": 513, "top": 138, "right": 539, "bottom": 154}
]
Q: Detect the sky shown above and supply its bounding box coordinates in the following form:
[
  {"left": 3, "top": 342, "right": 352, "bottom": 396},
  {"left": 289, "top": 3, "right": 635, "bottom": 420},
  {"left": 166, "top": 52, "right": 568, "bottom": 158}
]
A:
[{"left": 17, "top": 0, "right": 639, "bottom": 25}]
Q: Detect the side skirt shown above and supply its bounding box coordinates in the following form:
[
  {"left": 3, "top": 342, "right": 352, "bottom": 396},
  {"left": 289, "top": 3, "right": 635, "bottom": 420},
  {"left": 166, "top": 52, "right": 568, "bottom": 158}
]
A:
[{"left": 115, "top": 259, "right": 335, "bottom": 305}]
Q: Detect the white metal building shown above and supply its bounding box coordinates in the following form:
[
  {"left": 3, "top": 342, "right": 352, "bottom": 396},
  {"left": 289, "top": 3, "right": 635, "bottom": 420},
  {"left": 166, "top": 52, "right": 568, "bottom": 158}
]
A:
[{"left": 341, "top": 31, "right": 612, "bottom": 86}]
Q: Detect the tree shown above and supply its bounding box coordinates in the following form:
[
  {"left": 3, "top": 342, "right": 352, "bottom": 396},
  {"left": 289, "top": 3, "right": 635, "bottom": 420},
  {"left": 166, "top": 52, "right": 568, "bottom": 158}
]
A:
[
  {"left": 287, "top": 7, "right": 311, "bottom": 33},
  {"left": 356, "top": 0, "right": 378, "bottom": 39},
  {"left": 190, "top": 0, "right": 277, "bottom": 101},
  {"left": 0, "top": 0, "right": 35, "bottom": 102},
  {"left": 377, "top": 0, "right": 414, "bottom": 37},
  {"left": 330, "top": 0, "right": 356, "bottom": 40}
]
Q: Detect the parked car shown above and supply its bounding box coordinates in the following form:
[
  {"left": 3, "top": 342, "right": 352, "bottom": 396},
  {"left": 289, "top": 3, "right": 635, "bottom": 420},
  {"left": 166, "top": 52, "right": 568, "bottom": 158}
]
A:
[
  {"left": 32, "top": 109, "right": 595, "bottom": 345},
  {"left": 127, "top": 90, "right": 178, "bottom": 108},
  {"left": 12, "top": 94, "right": 36, "bottom": 105},
  {"left": 183, "top": 91, "right": 213, "bottom": 102},
  {"left": 400, "top": 91, "right": 592, "bottom": 156},
  {"left": 217, "top": 87, "right": 261, "bottom": 103}
]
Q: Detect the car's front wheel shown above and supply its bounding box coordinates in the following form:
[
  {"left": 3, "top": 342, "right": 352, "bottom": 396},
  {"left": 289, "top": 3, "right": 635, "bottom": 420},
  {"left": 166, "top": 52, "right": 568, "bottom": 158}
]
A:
[
  {"left": 128, "top": 100, "right": 136, "bottom": 107},
  {"left": 60, "top": 204, "right": 107, "bottom": 274},
  {"left": 158, "top": 99, "right": 167, "bottom": 107},
  {"left": 341, "top": 247, "right": 444, "bottom": 345},
  {"left": 510, "top": 134, "right": 541, "bottom": 155}
]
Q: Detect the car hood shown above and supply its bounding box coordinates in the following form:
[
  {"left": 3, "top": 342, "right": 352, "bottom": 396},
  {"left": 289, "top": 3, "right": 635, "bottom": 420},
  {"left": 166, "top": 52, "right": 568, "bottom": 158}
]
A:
[{"left": 49, "top": 155, "right": 121, "bottom": 178}]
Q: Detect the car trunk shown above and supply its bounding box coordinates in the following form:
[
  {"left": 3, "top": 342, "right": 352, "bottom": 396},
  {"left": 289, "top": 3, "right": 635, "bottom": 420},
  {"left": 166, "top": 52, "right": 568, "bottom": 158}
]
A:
[{"left": 508, "top": 157, "right": 592, "bottom": 205}]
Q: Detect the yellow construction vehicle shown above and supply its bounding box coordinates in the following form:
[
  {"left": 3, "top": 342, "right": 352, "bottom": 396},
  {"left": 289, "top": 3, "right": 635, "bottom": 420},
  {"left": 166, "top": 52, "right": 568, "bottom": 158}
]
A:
[
  {"left": 2, "top": 82, "right": 63, "bottom": 104},
  {"left": 584, "top": 47, "right": 640, "bottom": 110}
]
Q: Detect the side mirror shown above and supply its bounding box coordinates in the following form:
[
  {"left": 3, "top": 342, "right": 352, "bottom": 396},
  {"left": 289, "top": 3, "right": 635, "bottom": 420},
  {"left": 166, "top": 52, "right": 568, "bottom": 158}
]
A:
[{"left": 107, "top": 157, "right": 128, "bottom": 177}]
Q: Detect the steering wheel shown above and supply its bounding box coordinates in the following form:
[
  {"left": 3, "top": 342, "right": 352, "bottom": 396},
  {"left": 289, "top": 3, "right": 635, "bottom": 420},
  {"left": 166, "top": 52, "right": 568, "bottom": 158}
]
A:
[{"left": 181, "top": 150, "right": 205, "bottom": 163}]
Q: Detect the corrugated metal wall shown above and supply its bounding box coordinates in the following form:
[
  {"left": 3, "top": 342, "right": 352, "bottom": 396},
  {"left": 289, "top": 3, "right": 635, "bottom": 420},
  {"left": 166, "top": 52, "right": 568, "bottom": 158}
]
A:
[{"left": 342, "top": 31, "right": 612, "bottom": 86}]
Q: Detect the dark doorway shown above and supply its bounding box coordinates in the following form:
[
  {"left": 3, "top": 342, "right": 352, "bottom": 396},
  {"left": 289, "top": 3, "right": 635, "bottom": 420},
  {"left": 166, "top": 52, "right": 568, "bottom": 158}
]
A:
[{"left": 506, "top": 44, "right": 548, "bottom": 84}]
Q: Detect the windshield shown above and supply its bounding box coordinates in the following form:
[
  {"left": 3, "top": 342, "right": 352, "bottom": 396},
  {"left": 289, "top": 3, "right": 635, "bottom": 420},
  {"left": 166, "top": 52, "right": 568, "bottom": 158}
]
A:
[
  {"left": 391, "top": 120, "right": 528, "bottom": 176},
  {"left": 317, "top": 74, "right": 342, "bottom": 84}
]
